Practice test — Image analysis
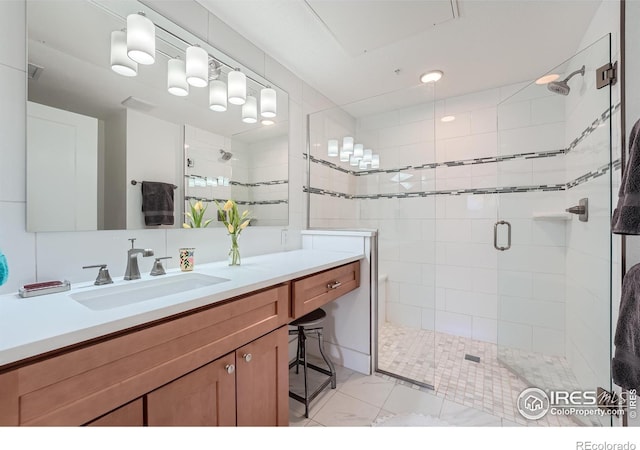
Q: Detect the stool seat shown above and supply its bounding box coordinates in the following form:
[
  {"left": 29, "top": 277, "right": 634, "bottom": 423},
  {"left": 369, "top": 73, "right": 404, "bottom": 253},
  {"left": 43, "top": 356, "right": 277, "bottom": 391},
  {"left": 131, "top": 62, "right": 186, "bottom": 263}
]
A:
[
  {"left": 289, "top": 308, "right": 336, "bottom": 418},
  {"left": 290, "top": 308, "right": 326, "bottom": 327}
]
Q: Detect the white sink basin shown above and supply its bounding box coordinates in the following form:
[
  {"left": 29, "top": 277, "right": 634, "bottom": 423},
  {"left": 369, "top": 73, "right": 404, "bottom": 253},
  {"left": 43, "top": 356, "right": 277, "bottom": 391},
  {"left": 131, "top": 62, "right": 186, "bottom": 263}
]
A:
[{"left": 70, "top": 273, "right": 230, "bottom": 311}]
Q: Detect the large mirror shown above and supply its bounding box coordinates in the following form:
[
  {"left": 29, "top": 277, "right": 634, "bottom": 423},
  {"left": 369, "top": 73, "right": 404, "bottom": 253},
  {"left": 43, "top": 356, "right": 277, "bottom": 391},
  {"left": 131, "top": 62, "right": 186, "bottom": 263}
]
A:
[{"left": 26, "top": 0, "right": 289, "bottom": 232}]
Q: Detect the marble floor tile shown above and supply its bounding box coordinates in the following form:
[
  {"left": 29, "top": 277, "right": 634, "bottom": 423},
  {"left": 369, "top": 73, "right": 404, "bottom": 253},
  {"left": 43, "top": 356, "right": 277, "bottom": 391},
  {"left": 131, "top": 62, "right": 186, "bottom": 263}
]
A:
[
  {"left": 381, "top": 384, "right": 444, "bottom": 417},
  {"left": 312, "top": 391, "right": 382, "bottom": 427},
  {"left": 439, "top": 400, "right": 502, "bottom": 426},
  {"left": 338, "top": 372, "right": 396, "bottom": 407}
]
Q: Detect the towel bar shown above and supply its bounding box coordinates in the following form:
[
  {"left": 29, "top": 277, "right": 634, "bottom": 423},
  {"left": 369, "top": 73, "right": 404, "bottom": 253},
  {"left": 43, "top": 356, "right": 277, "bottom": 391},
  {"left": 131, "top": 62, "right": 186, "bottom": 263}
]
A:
[{"left": 131, "top": 180, "right": 177, "bottom": 189}]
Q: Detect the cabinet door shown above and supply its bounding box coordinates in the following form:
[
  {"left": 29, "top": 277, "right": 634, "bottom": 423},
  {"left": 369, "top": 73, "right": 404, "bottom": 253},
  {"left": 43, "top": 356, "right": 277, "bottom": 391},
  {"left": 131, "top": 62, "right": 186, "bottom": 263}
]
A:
[
  {"left": 86, "top": 399, "right": 144, "bottom": 426},
  {"left": 236, "top": 326, "right": 289, "bottom": 426},
  {"left": 146, "top": 354, "right": 236, "bottom": 426}
]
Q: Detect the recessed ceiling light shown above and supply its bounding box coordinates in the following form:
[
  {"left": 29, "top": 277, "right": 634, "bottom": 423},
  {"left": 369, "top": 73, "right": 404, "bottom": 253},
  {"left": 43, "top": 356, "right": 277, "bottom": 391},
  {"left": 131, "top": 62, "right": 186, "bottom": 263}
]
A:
[
  {"left": 535, "top": 74, "right": 560, "bottom": 85},
  {"left": 420, "top": 70, "right": 443, "bottom": 83},
  {"left": 441, "top": 115, "right": 455, "bottom": 122}
]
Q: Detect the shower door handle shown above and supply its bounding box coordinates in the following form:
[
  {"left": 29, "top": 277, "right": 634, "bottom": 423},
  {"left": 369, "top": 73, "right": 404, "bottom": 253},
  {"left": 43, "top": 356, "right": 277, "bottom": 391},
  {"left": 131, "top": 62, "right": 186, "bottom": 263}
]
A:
[{"left": 493, "top": 220, "right": 511, "bottom": 251}]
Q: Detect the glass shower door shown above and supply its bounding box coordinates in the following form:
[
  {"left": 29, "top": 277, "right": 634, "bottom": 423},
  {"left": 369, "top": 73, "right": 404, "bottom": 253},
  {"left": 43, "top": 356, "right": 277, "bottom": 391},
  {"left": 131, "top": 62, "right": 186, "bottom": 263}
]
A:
[{"left": 496, "top": 35, "right": 613, "bottom": 426}]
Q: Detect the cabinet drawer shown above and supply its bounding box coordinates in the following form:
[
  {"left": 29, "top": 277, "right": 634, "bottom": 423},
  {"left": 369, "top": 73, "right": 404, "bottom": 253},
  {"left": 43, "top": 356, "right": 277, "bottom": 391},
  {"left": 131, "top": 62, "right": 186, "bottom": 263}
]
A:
[{"left": 291, "top": 261, "right": 360, "bottom": 319}]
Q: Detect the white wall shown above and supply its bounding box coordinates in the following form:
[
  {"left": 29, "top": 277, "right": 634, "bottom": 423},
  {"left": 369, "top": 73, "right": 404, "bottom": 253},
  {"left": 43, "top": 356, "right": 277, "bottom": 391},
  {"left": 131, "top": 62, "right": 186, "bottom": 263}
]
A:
[
  {"left": 0, "top": 0, "right": 333, "bottom": 295},
  {"left": 126, "top": 109, "right": 183, "bottom": 229}
]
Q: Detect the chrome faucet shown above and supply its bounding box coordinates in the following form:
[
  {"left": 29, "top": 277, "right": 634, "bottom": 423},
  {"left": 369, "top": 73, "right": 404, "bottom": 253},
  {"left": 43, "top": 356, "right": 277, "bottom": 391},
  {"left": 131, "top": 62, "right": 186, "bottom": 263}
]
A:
[{"left": 124, "top": 238, "right": 154, "bottom": 280}]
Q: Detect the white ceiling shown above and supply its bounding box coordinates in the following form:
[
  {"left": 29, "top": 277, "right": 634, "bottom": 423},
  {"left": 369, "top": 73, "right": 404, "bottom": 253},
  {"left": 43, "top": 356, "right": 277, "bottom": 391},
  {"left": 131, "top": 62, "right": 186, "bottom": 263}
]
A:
[{"left": 196, "top": 0, "right": 603, "bottom": 109}]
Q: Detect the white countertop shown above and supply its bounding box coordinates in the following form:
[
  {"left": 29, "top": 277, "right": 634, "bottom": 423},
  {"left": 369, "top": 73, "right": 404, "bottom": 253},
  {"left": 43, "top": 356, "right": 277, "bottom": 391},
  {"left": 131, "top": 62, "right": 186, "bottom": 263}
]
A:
[{"left": 0, "top": 249, "right": 363, "bottom": 368}]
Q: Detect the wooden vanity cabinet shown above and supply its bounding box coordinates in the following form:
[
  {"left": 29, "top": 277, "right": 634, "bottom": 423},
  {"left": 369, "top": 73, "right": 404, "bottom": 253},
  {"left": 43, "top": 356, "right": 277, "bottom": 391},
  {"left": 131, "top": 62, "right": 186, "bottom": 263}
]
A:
[
  {"left": 86, "top": 399, "right": 144, "bottom": 427},
  {"left": 146, "top": 354, "right": 236, "bottom": 426},
  {"left": 145, "top": 326, "right": 288, "bottom": 427}
]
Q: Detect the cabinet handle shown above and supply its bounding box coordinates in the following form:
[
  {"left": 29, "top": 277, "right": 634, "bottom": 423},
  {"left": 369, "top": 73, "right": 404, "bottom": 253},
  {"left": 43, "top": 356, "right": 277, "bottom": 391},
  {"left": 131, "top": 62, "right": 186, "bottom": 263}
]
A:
[
  {"left": 326, "top": 281, "right": 342, "bottom": 290},
  {"left": 242, "top": 353, "right": 252, "bottom": 363},
  {"left": 225, "top": 364, "right": 235, "bottom": 374}
]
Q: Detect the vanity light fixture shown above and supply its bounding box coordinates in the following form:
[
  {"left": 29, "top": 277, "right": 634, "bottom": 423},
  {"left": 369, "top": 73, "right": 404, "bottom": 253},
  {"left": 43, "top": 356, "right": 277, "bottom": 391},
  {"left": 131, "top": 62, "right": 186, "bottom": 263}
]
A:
[
  {"left": 209, "top": 79, "right": 227, "bottom": 111},
  {"left": 242, "top": 95, "right": 258, "bottom": 123},
  {"left": 110, "top": 29, "right": 137, "bottom": 77},
  {"left": 328, "top": 139, "right": 339, "bottom": 157},
  {"left": 339, "top": 151, "right": 350, "bottom": 162},
  {"left": 126, "top": 12, "right": 155, "bottom": 65},
  {"left": 535, "top": 73, "right": 560, "bottom": 85},
  {"left": 371, "top": 154, "right": 380, "bottom": 169},
  {"left": 363, "top": 148, "right": 372, "bottom": 162},
  {"left": 419, "top": 70, "right": 443, "bottom": 83},
  {"left": 228, "top": 69, "right": 247, "bottom": 105},
  {"left": 358, "top": 160, "right": 369, "bottom": 170},
  {"left": 343, "top": 136, "right": 354, "bottom": 154},
  {"left": 353, "top": 143, "right": 364, "bottom": 160},
  {"left": 185, "top": 45, "right": 209, "bottom": 87},
  {"left": 260, "top": 87, "right": 277, "bottom": 118},
  {"left": 167, "top": 57, "right": 189, "bottom": 96},
  {"left": 349, "top": 155, "right": 360, "bottom": 167}
]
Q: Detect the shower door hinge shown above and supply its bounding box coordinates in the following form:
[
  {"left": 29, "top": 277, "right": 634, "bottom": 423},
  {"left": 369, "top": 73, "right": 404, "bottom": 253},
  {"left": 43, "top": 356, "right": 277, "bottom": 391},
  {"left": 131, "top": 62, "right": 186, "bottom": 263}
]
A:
[{"left": 596, "top": 61, "right": 617, "bottom": 89}]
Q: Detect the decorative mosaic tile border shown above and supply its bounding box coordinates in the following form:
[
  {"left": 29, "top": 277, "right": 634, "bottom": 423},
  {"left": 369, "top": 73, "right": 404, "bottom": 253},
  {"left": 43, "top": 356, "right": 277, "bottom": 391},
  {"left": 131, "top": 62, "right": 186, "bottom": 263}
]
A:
[
  {"left": 306, "top": 149, "right": 565, "bottom": 177},
  {"left": 186, "top": 174, "right": 288, "bottom": 188},
  {"left": 185, "top": 196, "right": 288, "bottom": 206},
  {"left": 305, "top": 159, "right": 621, "bottom": 200},
  {"left": 566, "top": 102, "right": 621, "bottom": 154},
  {"left": 230, "top": 180, "right": 288, "bottom": 187},
  {"left": 306, "top": 102, "right": 621, "bottom": 176}
]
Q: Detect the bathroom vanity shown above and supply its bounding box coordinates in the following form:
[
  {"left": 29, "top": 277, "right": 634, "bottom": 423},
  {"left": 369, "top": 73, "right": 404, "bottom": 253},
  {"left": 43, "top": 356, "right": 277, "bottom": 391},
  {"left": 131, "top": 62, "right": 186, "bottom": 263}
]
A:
[{"left": 0, "top": 250, "right": 362, "bottom": 426}]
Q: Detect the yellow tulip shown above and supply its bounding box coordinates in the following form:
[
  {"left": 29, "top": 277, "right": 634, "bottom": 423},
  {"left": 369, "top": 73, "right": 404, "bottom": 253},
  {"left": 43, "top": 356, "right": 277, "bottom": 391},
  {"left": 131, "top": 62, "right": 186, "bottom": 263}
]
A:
[
  {"left": 194, "top": 201, "right": 203, "bottom": 211},
  {"left": 241, "top": 210, "right": 249, "bottom": 218},
  {"left": 223, "top": 200, "right": 234, "bottom": 212},
  {"left": 239, "top": 220, "right": 249, "bottom": 230},
  {"left": 227, "top": 223, "right": 234, "bottom": 233},
  {"left": 182, "top": 223, "right": 191, "bottom": 228}
]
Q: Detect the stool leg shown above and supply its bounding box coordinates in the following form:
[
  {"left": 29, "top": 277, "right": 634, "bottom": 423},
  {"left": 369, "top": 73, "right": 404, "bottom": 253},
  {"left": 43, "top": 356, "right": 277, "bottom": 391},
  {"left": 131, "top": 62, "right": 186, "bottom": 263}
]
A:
[
  {"left": 301, "top": 330, "right": 310, "bottom": 418},
  {"left": 317, "top": 329, "right": 336, "bottom": 389},
  {"left": 295, "top": 326, "right": 303, "bottom": 374}
]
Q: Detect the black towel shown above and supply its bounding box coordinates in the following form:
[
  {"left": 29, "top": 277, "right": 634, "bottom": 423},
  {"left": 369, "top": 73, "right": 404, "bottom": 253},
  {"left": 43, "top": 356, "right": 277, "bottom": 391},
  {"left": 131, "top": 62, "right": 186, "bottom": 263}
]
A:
[
  {"left": 141, "top": 181, "right": 174, "bottom": 226},
  {"left": 612, "top": 118, "right": 640, "bottom": 234},
  {"left": 612, "top": 263, "right": 640, "bottom": 390}
]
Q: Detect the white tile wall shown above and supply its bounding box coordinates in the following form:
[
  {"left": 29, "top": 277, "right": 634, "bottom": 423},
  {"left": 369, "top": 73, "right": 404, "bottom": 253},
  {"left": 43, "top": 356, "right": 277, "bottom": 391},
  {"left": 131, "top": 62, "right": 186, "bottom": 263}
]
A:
[{"left": 0, "top": 64, "right": 26, "bottom": 203}]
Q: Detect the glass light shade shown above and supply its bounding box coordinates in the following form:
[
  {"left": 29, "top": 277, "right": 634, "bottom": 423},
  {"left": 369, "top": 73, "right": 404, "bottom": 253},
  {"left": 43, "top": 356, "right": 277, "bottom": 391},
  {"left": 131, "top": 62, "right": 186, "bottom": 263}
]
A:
[
  {"left": 242, "top": 95, "right": 258, "bottom": 123},
  {"left": 186, "top": 45, "right": 208, "bottom": 87},
  {"left": 228, "top": 70, "right": 247, "bottom": 105},
  {"left": 126, "top": 13, "right": 155, "bottom": 65},
  {"left": 359, "top": 160, "right": 368, "bottom": 170},
  {"left": 167, "top": 58, "right": 188, "bottom": 96},
  {"left": 328, "top": 139, "right": 339, "bottom": 157},
  {"left": 353, "top": 144, "right": 364, "bottom": 159},
  {"left": 343, "top": 136, "right": 354, "bottom": 154},
  {"left": 110, "top": 30, "right": 137, "bottom": 77},
  {"left": 339, "top": 151, "right": 350, "bottom": 162},
  {"left": 260, "top": 87, "right": 277, "bottom": 118},
  {"left": 363, "top": 148, "right": 372, "bottom": 162},
  {"left": 349, "top": 155, "right": 359, "bottom": 166},
  {"left": 209, "top": 80, "right": 227, "bottom": 111},
  {"left": 371, "top": 154, "right": 380, "bottom": 169}
]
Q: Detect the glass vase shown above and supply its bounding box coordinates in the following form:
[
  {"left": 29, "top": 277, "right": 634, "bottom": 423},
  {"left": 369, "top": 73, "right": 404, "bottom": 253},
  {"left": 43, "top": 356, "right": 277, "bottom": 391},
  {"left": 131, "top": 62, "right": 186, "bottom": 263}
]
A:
[{"left": 228, "top": 234, "right": 241, "bottom": 266}]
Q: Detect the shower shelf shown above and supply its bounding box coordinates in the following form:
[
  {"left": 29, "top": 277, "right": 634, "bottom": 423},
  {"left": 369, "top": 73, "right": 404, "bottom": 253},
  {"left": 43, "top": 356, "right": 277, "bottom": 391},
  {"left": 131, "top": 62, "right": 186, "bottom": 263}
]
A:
[{"left": 532, "top": 212, "right": 571, "bottom": 220}]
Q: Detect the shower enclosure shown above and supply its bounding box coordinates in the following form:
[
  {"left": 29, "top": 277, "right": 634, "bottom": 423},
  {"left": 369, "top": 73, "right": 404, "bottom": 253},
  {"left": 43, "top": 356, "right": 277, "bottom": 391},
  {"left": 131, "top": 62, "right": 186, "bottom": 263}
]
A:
[{"left": 307, "top": 34, "right": 615, "bottom": 426}]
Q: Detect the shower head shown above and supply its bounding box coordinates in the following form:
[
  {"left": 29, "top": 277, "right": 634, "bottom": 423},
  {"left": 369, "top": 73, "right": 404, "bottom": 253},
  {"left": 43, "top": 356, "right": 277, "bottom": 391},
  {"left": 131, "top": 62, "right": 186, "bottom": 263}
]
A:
[
  {"left": 547, "top": 65, "right": 585, "bottom": 96},
  {"left": 219, "top": 149, "right": 233, "bottom": 161}
]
